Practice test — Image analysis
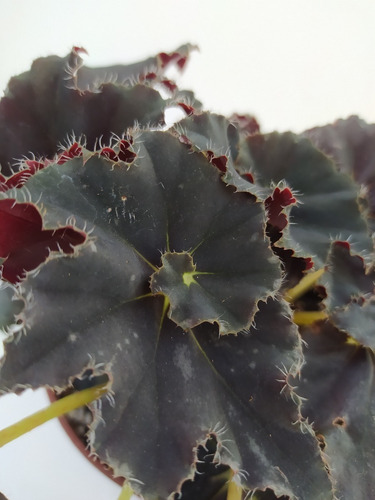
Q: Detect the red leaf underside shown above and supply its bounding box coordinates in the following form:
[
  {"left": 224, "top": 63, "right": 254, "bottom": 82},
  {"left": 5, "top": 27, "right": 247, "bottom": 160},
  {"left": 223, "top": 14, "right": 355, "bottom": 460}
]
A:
[
  {"left": 0, "top": 199, "right": 86, "bottom": 283},
  {"left": 158, "top": 51, "right": 186, "bottom": 70},
  {"left": 265, "top": 187, "right": 297, "bottom": 232},
  {"left": 56, "top": 143, "right": 83, "bottom": 165},
  {"left": 205, "top": 150, "right": 228, "bottom": 173},
  {"left": 177, "top": 102, "right": 195, "bottom": 116},
  {"left": 230, "top": 113, "right": 261, "bottom": 135}
]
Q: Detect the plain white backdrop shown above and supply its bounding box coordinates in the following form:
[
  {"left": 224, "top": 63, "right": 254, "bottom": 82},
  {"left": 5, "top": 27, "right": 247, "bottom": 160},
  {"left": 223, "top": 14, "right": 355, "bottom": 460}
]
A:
[{"left": 0, "top": 1, "right": 374, "bottom": 499}]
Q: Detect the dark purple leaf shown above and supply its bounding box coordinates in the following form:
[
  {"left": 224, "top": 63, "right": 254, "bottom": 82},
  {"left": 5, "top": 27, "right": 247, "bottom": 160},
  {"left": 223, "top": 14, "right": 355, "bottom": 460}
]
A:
[
  {"left": 0, "top": 133, "right": 333, "bottom": 499},
  {"left": 298, "top": 321, "right": 375, "bottom": 499}
]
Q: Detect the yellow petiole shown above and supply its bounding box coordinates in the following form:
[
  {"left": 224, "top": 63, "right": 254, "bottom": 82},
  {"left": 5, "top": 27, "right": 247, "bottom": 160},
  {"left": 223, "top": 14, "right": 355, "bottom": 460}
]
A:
[
  {"left": 0, "top": 382, "right": 108, "bottom": 448},
  {"left": 285, "top": 268, "right": 325, "bottom": 303},
  {"left": 293, "top": 310, "right": 328, "bottom": 326},
  {"left": 227, "top": 478, "right": 243, "bottom": 500},
  {"left": 117, "top": 482, "right": 137, "bottom": 500}
]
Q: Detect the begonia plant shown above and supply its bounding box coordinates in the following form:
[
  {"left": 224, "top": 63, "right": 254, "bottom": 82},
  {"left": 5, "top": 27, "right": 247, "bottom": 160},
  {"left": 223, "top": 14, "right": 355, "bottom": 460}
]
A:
[{"left": 0, "top": 45, "right": 374, "bottom": 500}]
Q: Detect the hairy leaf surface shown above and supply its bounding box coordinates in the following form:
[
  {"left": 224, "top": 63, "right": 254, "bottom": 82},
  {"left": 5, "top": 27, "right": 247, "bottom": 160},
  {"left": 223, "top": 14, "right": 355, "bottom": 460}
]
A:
[
  {"left": 175, "top": 112, "right": 267, "bottom": 197},
  {"left": 303, "top": 116, "right": 375, "bottom": 227},
  {"left": 324, "top": 241, "right": 374, "bottom": 309},
  {"left": 235, "top": 132, "right": 372, "bottom": 266},
  {"left": 298, "top": 321, "right": 375, "bottom": 499},
  {"left": 0, "top": 45, "right": 195, "bottom": 175},
  {"left": 0, "top": 282, "right": 25, "bottom": 340},
  {"left": 0, "top": 131, "right": 335, "bottom": 498}
]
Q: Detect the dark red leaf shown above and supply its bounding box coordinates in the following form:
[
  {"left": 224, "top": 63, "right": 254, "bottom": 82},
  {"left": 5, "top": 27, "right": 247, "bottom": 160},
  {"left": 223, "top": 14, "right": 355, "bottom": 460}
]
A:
[
  {"left": 119, "top": 139, "right": 133, "bottom": 150},
  {"left": 161, "top": 79, "right": 178, "bottom": 93},
  {"left": 265, "top": 187, "right": 297, "bottom": 232},
  {"left": 118, "top": 149, "right": 137, "bottom": 164},
  {"left": 2, "top": 170, "right": 33, "bottom": 190},
  {"left": 334, "top": 240, "right": 351, "bottom": 251},
  {"left": 72, "top": 46, "right": 88, "bottom": 56},
  {"left": 210, "top": 155, "right": 227, "bottom": 173},
  {"left": 100, "top": 147, "right": 118, "bottom": 162},
  {"left": 204, "top": 150, "right": 228, "bottom": 173},
  {"left": 158, "top": 49, "right": 190, "bottom": 72},
  {"left": 24, "top": 159, "right": 45, "bottom": 174},
  {"left": 56, "top": 143, "right": 83, "bottom": 165},
  {"left": 176, "top": 56, "right": 188, "bottom": 70},
  {"left": 177, "top": 102, "right": 195, "bottom": 116},
  {"left": 206, "top": 150, "right": 214, "bottom": 162},
  {"left": 230, "top": 113, "right": 260, "bottom": 135},
  {"left": 158, "top": 51, "right": 179, "bottom": 68},
  {"left": 241, "top": 172, "right": 254, "bottom": 183},
  {"left": 0, "top": 199, "right": 86, "bottom": 283},
  {"left": 272, "top": 246, "right": 314, "bottom": 289},
  {"left": 0, "top": 159, "right": 46, "bottom": 193},
  {"left": 143, "top": 72, "right": 157, "bottom": 81},
  {"left": 118, "top": 140, "right": 137, "bottom": 164}
]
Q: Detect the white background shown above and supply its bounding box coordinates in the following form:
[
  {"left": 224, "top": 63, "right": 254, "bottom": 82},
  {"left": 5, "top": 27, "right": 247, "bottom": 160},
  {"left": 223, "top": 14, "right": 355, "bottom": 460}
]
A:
[{"left": 0, "top": 1, "right": 374, "bottom": 499}]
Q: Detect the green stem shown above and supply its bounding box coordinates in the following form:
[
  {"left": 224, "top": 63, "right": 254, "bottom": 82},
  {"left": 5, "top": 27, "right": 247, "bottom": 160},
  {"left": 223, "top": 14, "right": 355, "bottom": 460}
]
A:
[{"left": 0, "top": 382, "right": 108, "bottom": 448}]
